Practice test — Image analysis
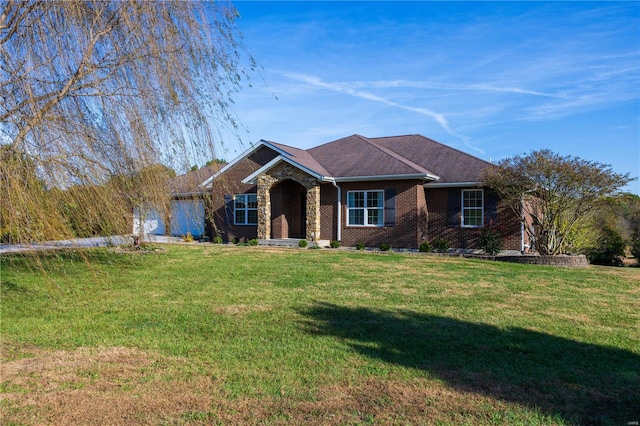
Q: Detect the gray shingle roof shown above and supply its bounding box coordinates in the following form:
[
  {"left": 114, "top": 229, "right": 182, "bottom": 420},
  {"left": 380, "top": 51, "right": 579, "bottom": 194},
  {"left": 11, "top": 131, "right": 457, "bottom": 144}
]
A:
[
  {"left": 370, "top": 134, "right": 492, "bottom": 183},
  {"left": 235, "top": 134, "right": 492, "bottom": 184},
  {"left": 171, "top": 163, "right": 225, "bottom": 194},
  {"left": 308, "top": 135, "right": 437, "bottom": 179},
  {"left": 266, "top": 140, "right": 331, "bottom": 177}
]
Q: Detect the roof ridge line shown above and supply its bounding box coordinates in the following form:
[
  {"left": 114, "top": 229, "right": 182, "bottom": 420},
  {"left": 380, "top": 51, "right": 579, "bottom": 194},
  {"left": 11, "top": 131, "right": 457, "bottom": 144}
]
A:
[
  {"left": 355, "top": 135, "right": 436, "bottom": 176},
  {"left": 374, "top": 134, "right": 493, "bottom": 166}
]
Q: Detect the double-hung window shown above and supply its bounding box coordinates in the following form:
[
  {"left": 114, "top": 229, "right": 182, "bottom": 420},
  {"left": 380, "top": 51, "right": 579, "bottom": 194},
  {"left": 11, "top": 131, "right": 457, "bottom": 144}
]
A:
[
  {"left": 234, "top": 193, "right": 257, "bottom": 225},
  {"left": 347, "top": 190, "right": 384, "bottom": 226},
  {"left": 462, "top": 189, "right": 483, "bottom": 227}
]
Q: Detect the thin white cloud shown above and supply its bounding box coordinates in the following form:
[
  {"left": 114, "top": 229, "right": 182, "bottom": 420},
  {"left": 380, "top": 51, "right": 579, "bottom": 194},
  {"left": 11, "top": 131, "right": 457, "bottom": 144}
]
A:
[
  {"left": 353, "top": 80, "right": 565, "bottom": 99},
  {"left": 280, "top": 71, "right": 485, "bottom": 155}
]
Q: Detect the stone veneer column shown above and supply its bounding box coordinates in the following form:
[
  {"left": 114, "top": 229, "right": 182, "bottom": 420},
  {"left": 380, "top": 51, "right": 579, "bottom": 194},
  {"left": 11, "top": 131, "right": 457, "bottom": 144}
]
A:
[
  {"left": 257, "top": 174, "right": 277, "bottom": 239},
  {"left": 306, "top": 185, "right": 321, "bottom": 241}
]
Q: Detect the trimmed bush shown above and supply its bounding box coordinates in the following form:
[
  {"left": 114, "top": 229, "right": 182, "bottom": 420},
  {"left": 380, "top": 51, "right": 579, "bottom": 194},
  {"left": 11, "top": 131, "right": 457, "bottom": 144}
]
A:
[
  {"left": 213, "top": 236, "right": 223, "bottom": 244},
  {"left": 479, "top": 227, "right": 503, "bottom": 255},
  {"left": 248, "top": 238, "right": 259, "bottom": 246},
  {"left": 298, "top": 239, "right": 308, "bottom": 248},
  {"left": 330, "top": 240, "right": 341, "bottom": 248},
  {"left": 419, "top": 241, "right": 431, "bottom": 253},
  {"left": 432, "top": 238, "right": 450, "bottom": 253},
  {"left": 379, "top": 243, "right": 391, "bottom": 252},
  {"left": 355, "top": 242, "right": 365, "bottom": 250}
]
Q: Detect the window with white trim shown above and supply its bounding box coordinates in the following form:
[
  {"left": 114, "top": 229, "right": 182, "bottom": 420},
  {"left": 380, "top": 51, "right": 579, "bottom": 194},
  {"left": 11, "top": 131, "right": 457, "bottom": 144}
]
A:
[
  {"left": 462, "top": 189, "right": 483, "bottom": 227},
  {"left": 347, "top": 190, "right": 384, "bottom": 226},
  {"left": 234, "top": 193, "right": 257, "bottom": 225}
]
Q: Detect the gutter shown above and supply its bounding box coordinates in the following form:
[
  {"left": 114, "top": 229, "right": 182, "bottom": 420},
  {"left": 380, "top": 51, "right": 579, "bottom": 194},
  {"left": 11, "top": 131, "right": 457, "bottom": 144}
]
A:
[
  {"left": 170, "top": 191, "right": 206, "bottom": 198},
  {"left": 521, "top": 195, "right": 525, "bottom": 253},
  {"left": 331, "top": 180, "right": 342, "bottom": 241},
  {"left": 424, "top": 181, "right": 482, "bottom": 188},
  {"left": 335, "top": 173, "right": 439, "bottom": 183}
]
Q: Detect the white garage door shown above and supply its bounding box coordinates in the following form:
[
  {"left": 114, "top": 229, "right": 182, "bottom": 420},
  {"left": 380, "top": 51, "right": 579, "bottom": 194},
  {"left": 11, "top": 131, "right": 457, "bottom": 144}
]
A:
[
  {"left": 170, "top": 199, "right": 204, "bottom": 238},
  {"left": 133, "top": 205, "right": 166, "bottom": 236}
]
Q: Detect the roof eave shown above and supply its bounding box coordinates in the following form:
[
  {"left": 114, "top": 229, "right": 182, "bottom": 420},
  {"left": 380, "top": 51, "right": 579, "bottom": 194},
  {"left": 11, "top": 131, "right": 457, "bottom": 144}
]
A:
[
  {"left": 334, "top": 173, "right": 439, "bottom": 183},
  {"left": 170, "top": 191, "right": 206, "bottom": 198},
  {"left": 242, "top": 155, "right": 328, "bottom": 185},
  {"left": 201, "top": 140, "right": 292, "bottom": 188},
  {"left": 424, "top": 181, "right": 484, "bottom": 188}
]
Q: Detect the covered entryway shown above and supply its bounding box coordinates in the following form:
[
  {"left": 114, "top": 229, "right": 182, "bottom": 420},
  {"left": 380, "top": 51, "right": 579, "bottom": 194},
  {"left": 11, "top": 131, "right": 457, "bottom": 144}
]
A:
[
  {"left": 269, "top": 179, "right": 307, "bottom": 239},
  {"left": 255, "top": 162, "right": 321, "bottom": 242}
]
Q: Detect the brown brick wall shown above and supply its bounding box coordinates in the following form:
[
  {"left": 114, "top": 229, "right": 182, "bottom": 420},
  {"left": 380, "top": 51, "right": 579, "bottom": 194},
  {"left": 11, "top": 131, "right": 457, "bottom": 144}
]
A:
[
  {"left": 206, "top": 147, "right": 278, "bottom": 242},
  {"left": 338, "top": 180, "right": 425, "bottom": 249},
  {"left": 424, "top": 187, "right": 522, "bottom": 251},
  {"left": 319, "top": 183, "right": 338, "bottom": 241},
  {"left": 416, "top": 186, "right": 428, "bottom": 245}
]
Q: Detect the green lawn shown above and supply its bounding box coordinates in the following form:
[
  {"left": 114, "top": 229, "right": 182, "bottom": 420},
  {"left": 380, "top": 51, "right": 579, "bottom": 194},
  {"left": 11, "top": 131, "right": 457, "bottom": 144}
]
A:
[{"left": 1, "top": 245, "right": 639, "bottom": 425}]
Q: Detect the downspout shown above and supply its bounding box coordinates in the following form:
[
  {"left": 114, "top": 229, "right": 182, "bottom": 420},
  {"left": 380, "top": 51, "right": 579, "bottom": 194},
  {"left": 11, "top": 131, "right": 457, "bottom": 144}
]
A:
[
  {"left": 520, "top": 188, "right": 537, "bottom": 254},
  {"left": 331, "top": 180, "right": 341, "bottom": 241},
  {"left": 521, "top": 195, "right": 525, "bottom": 254}
]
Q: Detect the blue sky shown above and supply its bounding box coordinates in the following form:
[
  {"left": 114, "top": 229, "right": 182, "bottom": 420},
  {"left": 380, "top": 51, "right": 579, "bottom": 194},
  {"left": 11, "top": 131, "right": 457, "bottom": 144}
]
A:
[{"left": 221, "top": 1, "right": 639, "bottom": 194}]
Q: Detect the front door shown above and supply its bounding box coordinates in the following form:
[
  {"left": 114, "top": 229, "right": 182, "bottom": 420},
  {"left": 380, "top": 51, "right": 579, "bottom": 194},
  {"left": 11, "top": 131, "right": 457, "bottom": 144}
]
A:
[{"left": 270, "top": 179, "right": 306, "bottom": 239}]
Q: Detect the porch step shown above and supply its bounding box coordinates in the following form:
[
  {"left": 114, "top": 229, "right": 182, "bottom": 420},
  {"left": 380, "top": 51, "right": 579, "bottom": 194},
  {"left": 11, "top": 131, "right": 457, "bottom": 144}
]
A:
[{"left": 258, "top": 239, "right": 330, "bottom": 248}]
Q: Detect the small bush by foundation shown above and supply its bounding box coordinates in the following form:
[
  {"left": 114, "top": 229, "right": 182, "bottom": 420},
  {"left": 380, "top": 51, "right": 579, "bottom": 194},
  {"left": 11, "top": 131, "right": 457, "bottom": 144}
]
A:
[{"left": 419, "top": 241, "right": 431, "bottom": 253}]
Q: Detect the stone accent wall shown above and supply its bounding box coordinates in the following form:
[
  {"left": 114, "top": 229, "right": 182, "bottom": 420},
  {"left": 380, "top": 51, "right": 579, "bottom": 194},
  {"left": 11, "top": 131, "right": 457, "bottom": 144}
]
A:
[
  {"left": 256, "top": 174, "right": 277, "bottom": 240},
  {"left": 255, "top": 162, "right": 322, "bottom": 241},
  {"left": 265, "top": 162, "right": 319, "bottom": 190},
  {"left": 496, "top": 255, "right": 588, "bottom": 268},
  {"left": 306, "top": 185, "right": 321, "bottom": 241}
]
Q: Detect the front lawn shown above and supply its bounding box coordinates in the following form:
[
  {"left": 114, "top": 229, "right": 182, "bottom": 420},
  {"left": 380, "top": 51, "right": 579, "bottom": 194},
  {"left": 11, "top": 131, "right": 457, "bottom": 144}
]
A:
[{"left": 1, "top": 245, "right": 638, "bottom": 425}]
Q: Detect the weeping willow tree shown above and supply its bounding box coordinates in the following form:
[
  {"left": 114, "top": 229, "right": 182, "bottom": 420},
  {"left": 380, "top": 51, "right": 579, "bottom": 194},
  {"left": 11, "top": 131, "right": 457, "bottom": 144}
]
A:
[{"left": 1, "top": 0, "right": 253, "bottom": 244}]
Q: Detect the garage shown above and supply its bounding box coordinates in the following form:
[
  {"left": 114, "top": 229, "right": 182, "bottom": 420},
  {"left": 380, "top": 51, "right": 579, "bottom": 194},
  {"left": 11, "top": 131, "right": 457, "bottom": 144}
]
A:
[
  {"left": 170, "top": 199, "right": 204, "bottom": 238},
  {"left": 133, "top": 204, "right": 166, "bottom": 236}
]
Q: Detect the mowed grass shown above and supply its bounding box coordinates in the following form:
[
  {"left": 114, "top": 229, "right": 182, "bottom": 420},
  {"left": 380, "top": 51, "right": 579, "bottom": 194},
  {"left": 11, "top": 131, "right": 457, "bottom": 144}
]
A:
[{"left": 1, "top": 245, "right": 638, "bottom": 425}]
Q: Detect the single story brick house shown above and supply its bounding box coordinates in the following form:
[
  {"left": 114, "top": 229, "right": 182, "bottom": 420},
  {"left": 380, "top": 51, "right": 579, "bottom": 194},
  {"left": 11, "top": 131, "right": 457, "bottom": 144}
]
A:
[{"left": 200, "top": 134, "right": 527, "bottom": 251}]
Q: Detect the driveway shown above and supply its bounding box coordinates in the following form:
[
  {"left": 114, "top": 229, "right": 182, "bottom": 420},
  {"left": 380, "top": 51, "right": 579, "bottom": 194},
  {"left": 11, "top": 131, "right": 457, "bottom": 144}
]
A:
[{"left": 0, "top": 235, "right": 181, "bottom": 254}]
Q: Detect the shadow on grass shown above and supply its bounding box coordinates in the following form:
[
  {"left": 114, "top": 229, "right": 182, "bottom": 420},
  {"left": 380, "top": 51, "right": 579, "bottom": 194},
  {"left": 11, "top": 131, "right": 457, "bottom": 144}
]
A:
[{"left": 299, "top": 302, "right": 639, "bottom": 425}]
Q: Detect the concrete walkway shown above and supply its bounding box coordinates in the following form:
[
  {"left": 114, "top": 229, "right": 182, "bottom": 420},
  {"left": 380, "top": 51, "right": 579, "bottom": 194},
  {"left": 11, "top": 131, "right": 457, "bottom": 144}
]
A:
[{"left": 0, "top": 235, "right": 181, "bottom": 254}]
